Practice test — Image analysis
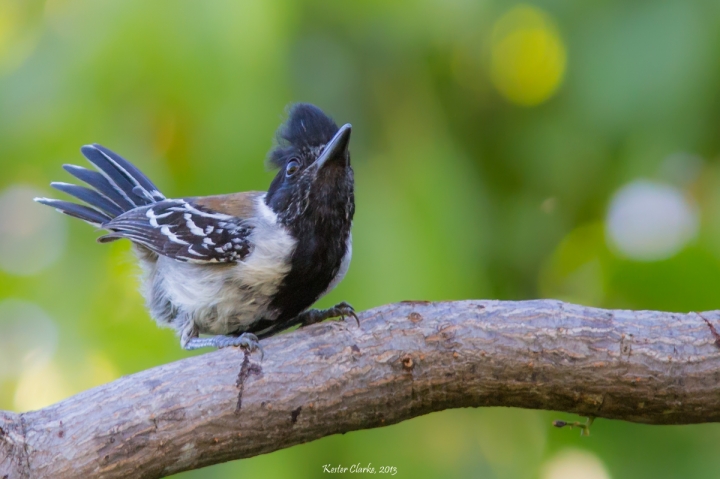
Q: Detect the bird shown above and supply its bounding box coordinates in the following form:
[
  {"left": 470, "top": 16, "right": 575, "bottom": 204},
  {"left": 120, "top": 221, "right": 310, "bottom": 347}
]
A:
[{"left": 35, "top": 103, "right": 356, "bottom": 355}]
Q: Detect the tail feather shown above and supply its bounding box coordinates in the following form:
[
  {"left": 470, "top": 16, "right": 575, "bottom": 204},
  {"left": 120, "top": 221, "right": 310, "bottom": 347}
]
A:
[
  {"left": 50, "top": 182, "right": 124, "bottom": 217},
  {"left": 62, "top": 164, "right": 136, "bottom": 211},
  {"left": 80, "top": 145, "right": 150, "bottom": 208},
  {"left": 35, "top": 144, "right": 165, "bottom": 228},
  {"left": 34, "top": 198, "right": 112, "bottom": 226},
  {"left": 90, "top": 144, "right": 164, "bottom": 201}
]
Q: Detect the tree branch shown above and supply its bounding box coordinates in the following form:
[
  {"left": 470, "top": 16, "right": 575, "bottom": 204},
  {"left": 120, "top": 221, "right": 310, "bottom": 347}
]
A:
[{"left": 3, "top": 299, "right": 720, "bottom": 478}]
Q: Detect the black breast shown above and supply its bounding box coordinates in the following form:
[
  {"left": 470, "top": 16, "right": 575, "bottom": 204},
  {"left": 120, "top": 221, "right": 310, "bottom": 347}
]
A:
[{"left": 268, "top": 211, "right": 351, "bottom": 322}]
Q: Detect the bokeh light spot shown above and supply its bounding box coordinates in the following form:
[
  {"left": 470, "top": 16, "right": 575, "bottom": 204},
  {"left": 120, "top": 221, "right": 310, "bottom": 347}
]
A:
[
  {"left": 606, "top": 180, "right": 697, "bottom": 261},
  {"left": 0, "top": 299, "right": 58, "bottom": 379},
  {"left": 0, "top": 185, "right": 68, "bottom": 275},
  {"left": 84, "top": 351, "right": 121, "bottom": 388},
  {"left": 540, "top": 223, "right": 607, "bottom": 306},
  {"left": 541, "top": 449, "right": 611, "bottom": 479},
  {"left": 0, "top": 1, "right": 19, "bottom": 61},
  {"left": 490, "top": 5, "right": 566, "bottom": 106},
  {"left": 13, "top": 360, "right": 73, "bottom": 412},
  {"left": 0, "top": 1, "right": 40, "bottom": 75}
]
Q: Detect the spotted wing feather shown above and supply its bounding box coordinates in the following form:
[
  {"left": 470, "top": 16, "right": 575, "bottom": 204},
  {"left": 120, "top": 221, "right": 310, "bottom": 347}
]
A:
[{"left": 99, "top": 199, "right": 253, "bottom": 263}]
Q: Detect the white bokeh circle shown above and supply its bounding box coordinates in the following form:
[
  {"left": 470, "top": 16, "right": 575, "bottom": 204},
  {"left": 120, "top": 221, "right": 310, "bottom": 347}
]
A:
[
  {"left": 606, "top": 180, "right": 698, "bottom": 261},
  {"left": 0, "top": 185, "right": 68, "bottom": 275},
  {"left": 0, "top": 299, "right": 59, "bottom": 379},
  {"left": 541, "top": 449, "right": 610, "bottom": 479}
]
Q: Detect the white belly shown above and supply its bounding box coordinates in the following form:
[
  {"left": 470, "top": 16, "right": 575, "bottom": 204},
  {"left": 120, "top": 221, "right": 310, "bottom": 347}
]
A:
[{"left": 142, "top": 196, "right": 297, "bottom": 335}]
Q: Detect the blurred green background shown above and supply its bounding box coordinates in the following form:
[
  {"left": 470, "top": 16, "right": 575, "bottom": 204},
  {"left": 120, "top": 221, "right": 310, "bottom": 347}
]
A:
[{"left": 2, "top": 0, "right": 720, "bottom": 477}]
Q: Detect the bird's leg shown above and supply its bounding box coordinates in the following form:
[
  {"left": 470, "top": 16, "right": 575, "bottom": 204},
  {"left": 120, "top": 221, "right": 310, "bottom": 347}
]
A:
[
  {"left": 252, "top": 302, "right": 360, "bottom": 341},
  {"left": 181, "top": 321, "right": 263, "bottom": 358},
  {"left": 297, "top": 301, "right": 359, "bottom": 327}
]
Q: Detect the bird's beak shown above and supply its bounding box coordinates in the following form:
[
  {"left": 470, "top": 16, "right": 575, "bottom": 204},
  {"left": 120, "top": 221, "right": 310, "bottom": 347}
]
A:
[{"left": 316, "top": 123, "right": 352, "bottom": 169}]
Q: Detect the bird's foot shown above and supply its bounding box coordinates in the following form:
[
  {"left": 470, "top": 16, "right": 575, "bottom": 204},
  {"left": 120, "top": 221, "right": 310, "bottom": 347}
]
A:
[
  {"left": 298, "top": 301, "right": 359, "bottom": 327},
  {"left": 182, "top": 332, "right": 264, "bottom": 359}
]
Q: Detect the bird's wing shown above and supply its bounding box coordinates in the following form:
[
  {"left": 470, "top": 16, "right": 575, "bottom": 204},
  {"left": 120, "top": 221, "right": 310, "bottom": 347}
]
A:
[{"left": 100, "top": 193, "right": 262, "bottom": 263}]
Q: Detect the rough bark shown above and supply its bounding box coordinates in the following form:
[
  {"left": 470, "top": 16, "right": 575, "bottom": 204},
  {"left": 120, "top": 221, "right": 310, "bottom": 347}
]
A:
[{"left": 2, "top": 299, "right": 720, "bottom": 479}]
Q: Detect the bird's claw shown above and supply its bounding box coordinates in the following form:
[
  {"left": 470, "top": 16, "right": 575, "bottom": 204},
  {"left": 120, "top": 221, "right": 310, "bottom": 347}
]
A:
[
  {"left": 298, "top": 301, "right": 360, "bottom": 328},
  {"left": 222, "top": 332, "right": 265, "bottom": 360},
  {"left": 333, "top": 301, "right": 360, "bottom": 326}
]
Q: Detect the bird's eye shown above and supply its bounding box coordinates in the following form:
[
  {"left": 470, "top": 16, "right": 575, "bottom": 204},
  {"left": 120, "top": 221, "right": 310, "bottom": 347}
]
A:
[{"left": 286, "top": 159, "right": 300, "bottom": 177}]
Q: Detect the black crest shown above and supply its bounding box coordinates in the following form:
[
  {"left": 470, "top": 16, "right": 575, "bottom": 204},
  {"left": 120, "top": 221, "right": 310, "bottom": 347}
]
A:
[{"left": 267, "top": 103, "right": 339, "bottom": 169}]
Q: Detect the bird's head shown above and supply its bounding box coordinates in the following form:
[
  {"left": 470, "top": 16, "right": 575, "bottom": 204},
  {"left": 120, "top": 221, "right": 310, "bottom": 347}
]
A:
[{"left": 265, "top": 103, "right": 354, "bottom": 228}]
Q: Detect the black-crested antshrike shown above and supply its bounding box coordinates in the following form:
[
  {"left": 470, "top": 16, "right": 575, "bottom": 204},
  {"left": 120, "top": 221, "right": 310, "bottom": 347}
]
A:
[{"left": 35, "top": 104, "right": 356, "bottom": 356}]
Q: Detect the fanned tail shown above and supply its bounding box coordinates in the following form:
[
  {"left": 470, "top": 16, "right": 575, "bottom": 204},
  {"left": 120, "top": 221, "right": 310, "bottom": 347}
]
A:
[{"left": 34, "top": 144, "right": 166, "bottom": 229}]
